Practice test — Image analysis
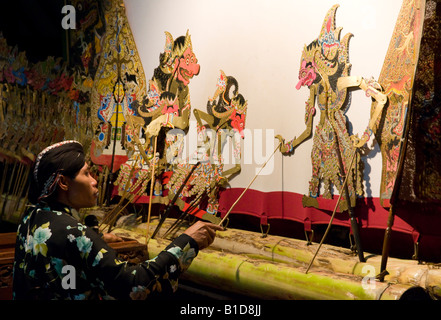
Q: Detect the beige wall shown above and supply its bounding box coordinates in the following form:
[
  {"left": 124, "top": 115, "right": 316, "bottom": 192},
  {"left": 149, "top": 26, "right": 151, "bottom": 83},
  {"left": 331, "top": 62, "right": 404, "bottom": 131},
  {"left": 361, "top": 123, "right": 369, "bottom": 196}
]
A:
[{"left": 124, "top": 0, "right": 402, "bottom": 198}]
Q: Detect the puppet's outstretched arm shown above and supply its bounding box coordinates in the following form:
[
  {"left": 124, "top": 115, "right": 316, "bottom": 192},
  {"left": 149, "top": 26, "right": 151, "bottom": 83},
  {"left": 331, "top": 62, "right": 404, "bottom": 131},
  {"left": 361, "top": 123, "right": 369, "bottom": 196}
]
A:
[{"left": 276, "top": 85, "right": 316, "bottom": 154}]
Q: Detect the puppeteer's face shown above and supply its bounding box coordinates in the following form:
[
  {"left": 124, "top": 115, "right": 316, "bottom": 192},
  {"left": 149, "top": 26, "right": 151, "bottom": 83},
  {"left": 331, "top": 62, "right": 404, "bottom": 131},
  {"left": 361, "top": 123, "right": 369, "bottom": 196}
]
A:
[{"left": 66, "top": 163, "right": 98, "bottom": 210}]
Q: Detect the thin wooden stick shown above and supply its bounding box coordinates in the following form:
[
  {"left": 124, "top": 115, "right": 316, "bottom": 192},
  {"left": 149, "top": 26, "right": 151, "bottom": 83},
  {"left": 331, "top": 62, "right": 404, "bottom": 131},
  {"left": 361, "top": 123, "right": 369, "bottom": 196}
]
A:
[
  {"left": 106, "top": 183, "right": 148, "bottom": 233},
  {"left": 0, "top": 160, "right": 8, "bottom": 214},
  {"left": 162, "top": 185, "right": 212, "bottom": 238},
  {"left": 0, "top": 160, "right": 8, "bottom": 200},
  {"left": 110, "top": 155, "right": 141, "bottom": 213},
  {"left": 99, "top": 156, "right": 140, "bottom": 232},
  {"left": 96, "top": 167, "right": 104, "bottom": 206},
  {"left": 11, "top": 164, "right": 30, "bottom": 219},
  {"left": 305, "top": 148, "right": 357, "bottom": 274},
  {"left": 218, "top": 142, "right": 281, "bottom": 227},
  {"left": 101, "top": 165, "right": 109, "bottom": 206},
  {"left": 146, "top": 136, "right": 158, "bottom": 242},
  {"left": 11, "top": 162, "right": 23, "bottom": 198},
  {"left": 150, "top": 161, "right": 201, "bottom": 239}
]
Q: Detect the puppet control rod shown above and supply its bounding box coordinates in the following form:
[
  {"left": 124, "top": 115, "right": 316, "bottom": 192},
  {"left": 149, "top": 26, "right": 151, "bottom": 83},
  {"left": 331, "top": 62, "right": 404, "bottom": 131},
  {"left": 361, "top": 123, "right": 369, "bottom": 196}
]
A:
[
  {"left": 217, "top": 142, "right": 282, "bottom": 227},
  {"left": 150, "top": 161, "right": 201, "bottom": 239},
  {"left": 305, "top": 148, "right": 358, "bottom": 273},
  {"left": 155, "top": 142, "right": 281, "bottom": 238},
  {"left": 159, "top": 143, "right": 280, "bottom": 238},
  {"left": 305, "top": 76, "right": 387, "bottom": 270}
]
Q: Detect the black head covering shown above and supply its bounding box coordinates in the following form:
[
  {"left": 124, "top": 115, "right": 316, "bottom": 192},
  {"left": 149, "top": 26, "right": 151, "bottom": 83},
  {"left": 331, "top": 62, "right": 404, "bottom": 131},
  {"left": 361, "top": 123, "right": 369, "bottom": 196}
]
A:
[{"left": 29, "top": 140, "right": 85, "bottom": 205}]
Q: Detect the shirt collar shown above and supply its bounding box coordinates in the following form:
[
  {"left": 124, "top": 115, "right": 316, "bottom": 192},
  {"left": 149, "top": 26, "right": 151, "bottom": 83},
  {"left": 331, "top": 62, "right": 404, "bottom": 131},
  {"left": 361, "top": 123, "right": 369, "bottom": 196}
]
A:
[{"left": 39, "top": 201, "right": 73, "bottom": 216}]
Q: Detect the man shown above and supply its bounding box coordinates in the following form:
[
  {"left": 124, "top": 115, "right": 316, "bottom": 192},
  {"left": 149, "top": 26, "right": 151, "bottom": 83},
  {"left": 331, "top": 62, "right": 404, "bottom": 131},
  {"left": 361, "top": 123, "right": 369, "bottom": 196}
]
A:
[{"left": 13, "top": 140, "right": 223, "bottom": 300}]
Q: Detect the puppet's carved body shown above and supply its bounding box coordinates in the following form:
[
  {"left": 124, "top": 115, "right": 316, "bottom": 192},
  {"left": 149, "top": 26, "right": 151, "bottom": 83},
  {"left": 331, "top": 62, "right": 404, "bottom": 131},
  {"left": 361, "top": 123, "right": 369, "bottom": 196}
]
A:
[
  {"left": 276, "top": 5, "right": 363, "bottom": 209},
  {"left": 133, "top": 30, "right": 200, "bottom": 163},
  {"left": 116, "top": 31, "right": 200, "bottom": 198},
  {"left": 167, "top": 70, "right": 247, "bottom": 216}
]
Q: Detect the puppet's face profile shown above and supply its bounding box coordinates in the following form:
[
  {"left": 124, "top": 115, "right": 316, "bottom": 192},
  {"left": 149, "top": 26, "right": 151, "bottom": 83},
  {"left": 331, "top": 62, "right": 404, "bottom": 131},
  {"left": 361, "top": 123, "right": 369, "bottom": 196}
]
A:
[
  {"left": 176, "top": 46, "right": 200, "bottom": 86},
  {"left": 296, "top": 59, "right": 317, "bottom": 90},
  {"left": 161, "top": 30, "right": 200, "bottom": 87},
  {"left": 295, "top": 4, "right": 351, "bottom": 93}
]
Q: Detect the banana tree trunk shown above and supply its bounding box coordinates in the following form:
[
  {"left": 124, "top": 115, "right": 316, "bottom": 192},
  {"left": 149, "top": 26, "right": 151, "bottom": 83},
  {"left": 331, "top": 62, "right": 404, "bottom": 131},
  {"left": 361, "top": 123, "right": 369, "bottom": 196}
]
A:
[{"left": 109, "top": 218, "right": 432, "bottom": 300}]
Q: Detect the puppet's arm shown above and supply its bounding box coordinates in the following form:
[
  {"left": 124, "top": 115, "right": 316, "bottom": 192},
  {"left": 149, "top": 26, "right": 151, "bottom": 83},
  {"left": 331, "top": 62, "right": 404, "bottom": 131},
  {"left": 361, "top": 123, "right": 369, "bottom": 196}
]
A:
[
  {"left": 337, "top": 76, "right": 387, "bottom": 148},
  {"left": 276, "top": 85, "right": 316, "bottom": 154},
  {"left": 193, "top": 108, "right": 215, "bottom": 130}
]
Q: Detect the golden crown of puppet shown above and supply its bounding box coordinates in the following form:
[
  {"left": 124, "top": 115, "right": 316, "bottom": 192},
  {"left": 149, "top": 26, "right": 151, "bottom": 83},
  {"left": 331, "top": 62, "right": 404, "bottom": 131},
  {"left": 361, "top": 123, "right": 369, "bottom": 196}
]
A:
[
  {"left": 160, "top": 30, "right": 193, "bottom": 74},
  {"left": 300, "top": 4, "right": 351, "bottom": 77}
]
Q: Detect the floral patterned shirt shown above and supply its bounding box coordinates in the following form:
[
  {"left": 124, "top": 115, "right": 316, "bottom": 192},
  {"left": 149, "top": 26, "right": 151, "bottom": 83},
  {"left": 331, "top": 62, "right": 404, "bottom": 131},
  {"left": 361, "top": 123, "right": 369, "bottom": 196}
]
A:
[{"left": 12, "top": 202, "right": 198, "bottom": 300}]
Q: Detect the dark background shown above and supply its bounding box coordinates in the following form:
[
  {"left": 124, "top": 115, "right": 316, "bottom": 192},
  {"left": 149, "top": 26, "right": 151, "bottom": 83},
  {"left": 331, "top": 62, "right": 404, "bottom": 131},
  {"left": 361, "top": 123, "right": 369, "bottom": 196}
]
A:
[{"left": 0, "top": 0, "right": 65, "bottom": 63}]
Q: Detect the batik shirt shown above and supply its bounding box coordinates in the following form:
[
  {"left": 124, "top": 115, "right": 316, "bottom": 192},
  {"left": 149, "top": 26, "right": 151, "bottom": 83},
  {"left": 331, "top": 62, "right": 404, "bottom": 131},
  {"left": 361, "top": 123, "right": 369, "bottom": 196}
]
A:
[{"left": 12, "top": 202, "right": 198, "bottom": 300}]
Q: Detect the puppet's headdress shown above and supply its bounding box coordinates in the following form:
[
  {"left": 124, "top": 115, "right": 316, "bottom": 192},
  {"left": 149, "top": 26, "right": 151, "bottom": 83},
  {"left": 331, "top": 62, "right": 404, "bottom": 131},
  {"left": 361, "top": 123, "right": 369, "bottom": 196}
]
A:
[{"left": 160, "top": 30, "right": 193, "bottom": 74}]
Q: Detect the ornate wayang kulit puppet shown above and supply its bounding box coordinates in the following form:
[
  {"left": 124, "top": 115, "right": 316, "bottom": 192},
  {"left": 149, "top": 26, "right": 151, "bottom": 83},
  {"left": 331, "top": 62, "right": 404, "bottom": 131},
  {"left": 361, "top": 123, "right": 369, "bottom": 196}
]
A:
[
  {"left": 275, "top": 4, "right": 386, "bottom": 211},
  {"left": 276, "top": 4, "right": 361, "bottom": 210},
  {"left": 166, "top": 70, "right": 247, "bottom": 220},
  {"left": 90, "top": 0, "right": 147, "bottom": 170},
  {"left": 398, "top": 0, "right": 441, "bottom": 204},
  {"left": 116, "top": 30, "right": 201, "bottom": 206},
  {"left": 373, "top": 0, "right": 426, "bottom": 207},
  {"left": 132, "top": 30, "right": 200, "bottom": 158}
]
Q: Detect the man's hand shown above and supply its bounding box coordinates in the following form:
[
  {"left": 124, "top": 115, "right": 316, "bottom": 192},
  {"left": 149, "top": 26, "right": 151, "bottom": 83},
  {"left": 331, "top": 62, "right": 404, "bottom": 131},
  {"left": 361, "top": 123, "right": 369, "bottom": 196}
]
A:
[{"left": 183, "top": 221, "right": 224, "bottom": 250}]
